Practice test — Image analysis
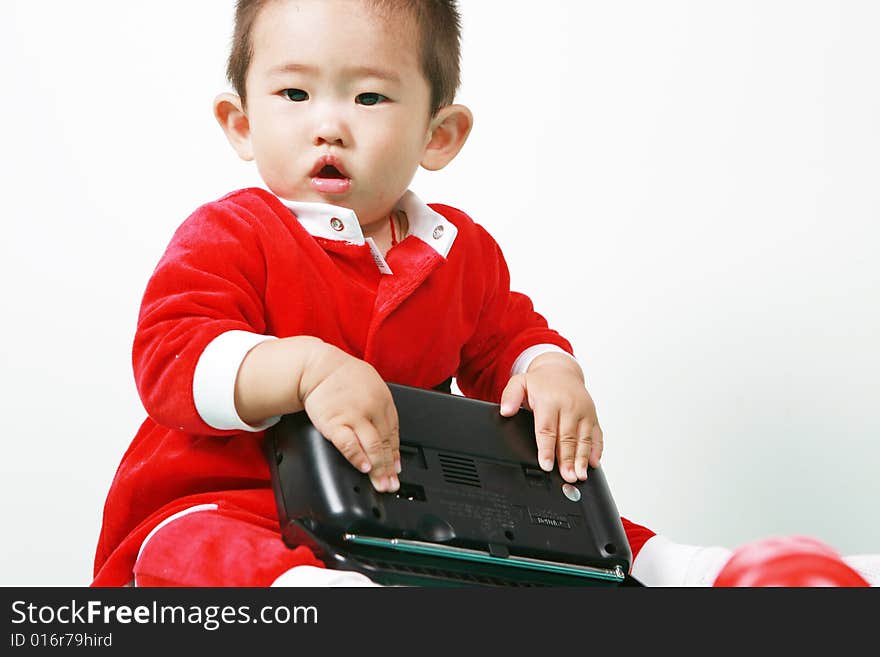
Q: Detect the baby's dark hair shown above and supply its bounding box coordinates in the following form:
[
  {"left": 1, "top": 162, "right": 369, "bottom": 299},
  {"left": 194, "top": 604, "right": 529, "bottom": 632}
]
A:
[{"left": 226, "top": 0, "right": 462, "bottom": 115}]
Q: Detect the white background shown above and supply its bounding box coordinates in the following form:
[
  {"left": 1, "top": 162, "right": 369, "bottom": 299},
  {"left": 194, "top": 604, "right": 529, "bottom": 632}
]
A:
[{"left": 1, "top": 0, "right": 877, "bottom": 585}]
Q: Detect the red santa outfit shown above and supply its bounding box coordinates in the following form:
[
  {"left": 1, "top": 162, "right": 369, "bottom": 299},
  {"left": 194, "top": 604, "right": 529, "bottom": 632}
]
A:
[{"left": 92, "top": 186, "right": 660, "bottom": 587}]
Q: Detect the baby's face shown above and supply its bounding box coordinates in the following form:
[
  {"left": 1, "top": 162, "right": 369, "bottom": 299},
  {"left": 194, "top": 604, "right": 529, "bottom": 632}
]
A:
[{"left": 244, "top": 0, "right": 433, "bottom": 226}]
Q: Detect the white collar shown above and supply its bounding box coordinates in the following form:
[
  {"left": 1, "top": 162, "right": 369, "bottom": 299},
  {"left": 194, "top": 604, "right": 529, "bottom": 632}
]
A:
[{"left": 273, "top": 189, "right": 458, "bottom": 259}]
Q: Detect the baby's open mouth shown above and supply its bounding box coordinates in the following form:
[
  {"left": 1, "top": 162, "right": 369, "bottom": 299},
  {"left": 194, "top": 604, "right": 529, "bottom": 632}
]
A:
[
  {"left": 317, "top": 165, "right": 346, "bottom": 179},
  {"left": 310, "top": 156, "right": 350, "bottom": 179},
  {"left": 309, "top": 156, "right": 352, "bottom": 195}
]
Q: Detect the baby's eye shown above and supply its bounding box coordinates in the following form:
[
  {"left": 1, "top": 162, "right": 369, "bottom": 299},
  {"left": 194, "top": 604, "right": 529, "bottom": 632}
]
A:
[
  {"left": 282, "top": 89, "right": 309, "bottom": 102},
  {"left": 355, "top": 93, "right": 389, "bottom": 106}
]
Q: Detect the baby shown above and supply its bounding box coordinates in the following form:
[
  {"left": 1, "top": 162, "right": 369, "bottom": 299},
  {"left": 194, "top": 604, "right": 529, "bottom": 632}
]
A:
[
  {"left": 91, "top": 0, "right": 621, "bottom": 587},
  {"left": 92, "top": 0, "right": 875, "bottom": 588}
]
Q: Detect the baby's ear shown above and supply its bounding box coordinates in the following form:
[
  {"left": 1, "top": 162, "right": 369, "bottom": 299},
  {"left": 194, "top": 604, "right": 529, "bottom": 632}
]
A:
[
  {"left": 421, "top": 104, "right": 473, "bottom": 171},
  {"left": 213, "top": 93, "right": 254, "bottom": 161}
]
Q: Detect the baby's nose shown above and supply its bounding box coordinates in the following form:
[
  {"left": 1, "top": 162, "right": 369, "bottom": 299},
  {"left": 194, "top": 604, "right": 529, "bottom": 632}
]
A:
[
  {"left": 313, "top": 117, "right": 349, "bottom": 147},
  {"left": 314, "top": 131, "right": 344, "bottom": 147}
]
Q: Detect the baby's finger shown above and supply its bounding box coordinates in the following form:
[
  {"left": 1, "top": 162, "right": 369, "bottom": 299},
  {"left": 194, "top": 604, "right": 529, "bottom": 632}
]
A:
[
  {"left": 556, "top": 412, "right": 580, "bottom": 484},
  {"left": 381, "top": 398, "right": 402, "bottom": 475},
  {"left": 533, "top": 405, "right": 560, "bottom": 472},
  {"left": 355, "top": 421, "right": 399, "bottom": 493},
  {"left": 574, "top": 420, "right": 594, "bottom": 481},
  {"left": 588, "top": 422, "right": 604, "bottom": 468},
  {"left": 499, "top": 374, "right": 527, "bottom": 417},
  {"left": 323, "top": 424, "right": 372, "bottom": 477}
]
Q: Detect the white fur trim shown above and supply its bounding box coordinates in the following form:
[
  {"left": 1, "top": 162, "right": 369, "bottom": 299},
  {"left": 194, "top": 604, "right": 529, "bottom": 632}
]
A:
[
  {"left": 271, "top": 565, "right": 382, "bottom": 587},
  {"left": 632, "top": 535, "right": 733, "bottom": 587}
]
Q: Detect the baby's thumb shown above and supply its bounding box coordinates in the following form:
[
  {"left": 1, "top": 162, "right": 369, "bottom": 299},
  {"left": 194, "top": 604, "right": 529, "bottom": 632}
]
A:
[{"left": 499, "top": 375, "right": 527, "bottom": 416}]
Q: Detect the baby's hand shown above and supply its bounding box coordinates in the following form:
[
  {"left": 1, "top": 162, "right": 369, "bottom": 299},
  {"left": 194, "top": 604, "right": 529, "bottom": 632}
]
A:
[
  {"left": 300, "top": 344, "right": 400, "bottom": 493},
  {"left": 499, "top": 352, "right": 602, "bottom": 483}
]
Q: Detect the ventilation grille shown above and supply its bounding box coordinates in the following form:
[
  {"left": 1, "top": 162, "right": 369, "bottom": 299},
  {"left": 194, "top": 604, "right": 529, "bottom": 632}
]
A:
[{"left": 438, "top": 453, "right": 481, "bottom": 488}]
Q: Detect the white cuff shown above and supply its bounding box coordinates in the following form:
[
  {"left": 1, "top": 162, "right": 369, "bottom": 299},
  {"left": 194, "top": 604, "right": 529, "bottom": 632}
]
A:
[
  {"left": 192, "top": 330, "right": 282, "bottom": 432},
  {"left": 511, "top": 344, "right": 577, "bottom": 376},
  {"left": 631, "top": 535, "right": 733, "bottom": 587}
]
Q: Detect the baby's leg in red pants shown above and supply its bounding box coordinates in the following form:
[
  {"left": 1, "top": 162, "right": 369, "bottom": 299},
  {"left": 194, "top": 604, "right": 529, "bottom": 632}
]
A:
[
  {"left": 140, "top": 509, "right": 868, "bottom": 587},
  {"left": 132, "top": 505, "right": 377, "bottom": 587},
  {"left": 134, "top": 510, "right": 660, "bottom": 586}
]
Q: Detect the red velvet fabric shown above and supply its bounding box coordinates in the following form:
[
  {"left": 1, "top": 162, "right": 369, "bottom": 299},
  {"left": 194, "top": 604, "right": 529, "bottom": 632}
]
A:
[
  {"left": 133, "top": 506, "right": 323, "bottom": 587},
  {"left": 93, "top": 188, "right": 589, "bottom": 586}
]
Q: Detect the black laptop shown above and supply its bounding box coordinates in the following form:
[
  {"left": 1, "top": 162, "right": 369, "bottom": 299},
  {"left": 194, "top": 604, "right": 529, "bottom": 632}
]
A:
[{"left": 265, "top": 382, "right": 639, "bottom": 586}]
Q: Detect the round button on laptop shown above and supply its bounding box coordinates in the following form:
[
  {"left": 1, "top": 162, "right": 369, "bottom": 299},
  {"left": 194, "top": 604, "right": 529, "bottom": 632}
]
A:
[{"left": 562, "top": 483, "right": 581, "bottom": 502}]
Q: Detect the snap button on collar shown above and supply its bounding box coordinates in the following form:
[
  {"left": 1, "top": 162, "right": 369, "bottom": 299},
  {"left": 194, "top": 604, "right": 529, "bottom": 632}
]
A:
[
  {"left": 432, "top": 225, "right": 444, "bottom": 240},
  {"left": 330, "top": 217, "right": 345, "bottom": 232}
]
